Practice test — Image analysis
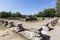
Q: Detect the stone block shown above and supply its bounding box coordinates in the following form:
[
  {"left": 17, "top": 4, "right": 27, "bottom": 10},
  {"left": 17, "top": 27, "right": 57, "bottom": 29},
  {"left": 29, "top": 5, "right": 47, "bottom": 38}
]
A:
[
  {"left": 41, "top": 26, "right": 49, "bottom": 31},
  {"left": 17, "top": 24, "right": 25, "bottom": 32},
  {"left": 42, "top": 34, "right": 50, "bottom": 40},
  {"left": 41, "top": 30, "right": 48, "bottom": 35},
  {"left": 19, "top": 30, "right": 41, "bottom": 40},
  {"left": 28, "top": 28, "right": 39, "bottom": 33},
  {"left": 9, "top": 24, "right": 25, "bottom": 32},
  {"left": 32, "top": 37, "right": 42, "bottom": 40},
  {"left": 3, "top": 21, "right": 8, "bottom": 26},
  {"left": 7, "top": 22, "right": 15, "bottom": 28}
]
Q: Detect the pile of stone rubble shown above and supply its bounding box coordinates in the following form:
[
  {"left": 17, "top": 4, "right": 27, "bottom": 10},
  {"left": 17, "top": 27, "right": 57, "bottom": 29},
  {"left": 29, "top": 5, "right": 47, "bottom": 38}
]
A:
[{"left": 0, "top": 18, "right": 59, "bottom": 40}]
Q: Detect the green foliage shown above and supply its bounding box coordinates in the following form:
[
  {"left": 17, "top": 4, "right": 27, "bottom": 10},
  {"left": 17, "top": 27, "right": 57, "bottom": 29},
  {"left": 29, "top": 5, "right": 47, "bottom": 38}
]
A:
[
  {"left": 15, "top": 12, "right": 22, "bottom": 17},
  {"left": 0, "top": 11, "right": 22, "bottom": 18},
  {"left": 25, "top": 15, "right": 37, "bottom": 21},
  {"left": 0, "top": 8, "right": 57, "bottom": 19},
  {"left": 0, "top": 11, "right": 9, "bottom": 18},
  {"left": 37, "top": 11, "right": 43, "bottom": 17},
  {"left": 36, "top": 8, "right": 56, "bottom": 17}
]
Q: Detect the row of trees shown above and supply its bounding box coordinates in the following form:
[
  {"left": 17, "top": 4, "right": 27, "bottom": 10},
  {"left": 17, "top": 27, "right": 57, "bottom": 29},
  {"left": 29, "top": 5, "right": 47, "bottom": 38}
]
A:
[
  {"left": 0, "top": 8, "right": 59, "bottom": 18},
  {"left": 34, "top": 8, "right": 56, "bottom": 17},
  {"left": 0, "top": 11, "right": 22, "bottom": 18}
]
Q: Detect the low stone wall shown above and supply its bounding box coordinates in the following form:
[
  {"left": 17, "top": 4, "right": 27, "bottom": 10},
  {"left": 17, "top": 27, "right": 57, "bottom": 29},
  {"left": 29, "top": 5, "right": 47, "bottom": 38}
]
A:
[{"left": 0, "top": 17, "right": 59, "bottom": 40}]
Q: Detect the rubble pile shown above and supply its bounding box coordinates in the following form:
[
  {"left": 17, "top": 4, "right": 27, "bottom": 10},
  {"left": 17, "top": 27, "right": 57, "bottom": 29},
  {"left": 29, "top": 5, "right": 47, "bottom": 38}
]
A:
[{"left": 0, "top": 17, "right": 59, "bottom": 40}]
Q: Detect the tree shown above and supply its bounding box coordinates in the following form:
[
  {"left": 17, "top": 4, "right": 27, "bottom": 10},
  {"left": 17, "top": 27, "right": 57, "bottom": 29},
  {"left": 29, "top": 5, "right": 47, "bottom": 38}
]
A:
[
  {"left": 15, "top": 12, "right": 22, "bottom": 17},
  {"left": 45, "top": 8, "right": 56, "bottom": 17},
  {"left": 8, "top": 11, "right": 12, "bottom": 17},
  {"left": 36, "top": 11, "right": 43, "bottom": 17},
  {"left": 36, "top": 8, "right": 56, "bottom": 17},
  {"left": 12, "top": 13, "right": 16, "bottom": 17},
  {"left": 0, "top": 11, "right": 8, "bottom": 18}
]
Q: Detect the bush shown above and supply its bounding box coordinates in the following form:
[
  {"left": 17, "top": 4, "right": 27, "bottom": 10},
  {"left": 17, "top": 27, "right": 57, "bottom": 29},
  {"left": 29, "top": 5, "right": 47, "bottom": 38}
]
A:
[{"left": 25, "top": 15, "right": 37, "bottom": 21}]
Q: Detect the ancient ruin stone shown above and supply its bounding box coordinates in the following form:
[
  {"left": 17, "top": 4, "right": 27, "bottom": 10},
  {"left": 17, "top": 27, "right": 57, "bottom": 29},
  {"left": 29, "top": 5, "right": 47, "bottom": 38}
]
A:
[
  {"left": 44, "top": 23, "right": 54, "bottom": 31},
  {"left": 19, "top": 30, "right": 41, "bottom": 40},
  {"left": 41, "top": 30, "right": 48, "bottom": 35},
  {"left": 19, "top": 30, "right": 34, "bottom": 39},
  {"left": 41, "top": 34, "right": 50, "bottom": 40},
  {"left": 9, "top": 27, "right": 15, "bottom": 31},
  {"left": 17, "top": 24, "right": 25, "bottom": 32},
  {"left": 51, "top": 21, "right": 54, "bottom": 26},
  {"left": 28, "top": 28, "right": 39, "bottom": 33},
  {"left": 10, "top": 24, "right": 25, "bottom": 32},
  {"left": 41, "top": 26, "right": 49, "bottom": 31},
  {"left": 7, "top": 22, "right": 15, "bottom": 28},
  {"left": 32, "top": 37, "right": 42, "bottom": 40},
  {"left": 48, "top": 23, "right": 53, "bottom": 28},
  {"left": 3, "top": 21, "right": 8, "bottom": 26},
  {"left": 51, "top": 19, "right": 58, "bottom": 26}
]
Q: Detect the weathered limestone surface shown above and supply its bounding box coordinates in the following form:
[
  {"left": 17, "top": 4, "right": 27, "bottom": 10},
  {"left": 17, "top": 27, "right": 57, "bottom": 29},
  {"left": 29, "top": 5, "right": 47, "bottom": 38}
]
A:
[
  {"left": 0, "top": 17, "right": 59, "bottom": 40},
  {"left": 19, "top": 30, "right": 42, "bottom": 40},
  {"left": 17, "top": 24, "right": 25, "bottom": 32},
  {"left": 3, "top": 21, "right": 8, "bottom": 26},
  {"left": 7, "top": 22, "right": 15, "bottom": 28},
  {"left": 10, "top": 24, "right": 25, "bottom": 32}
]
